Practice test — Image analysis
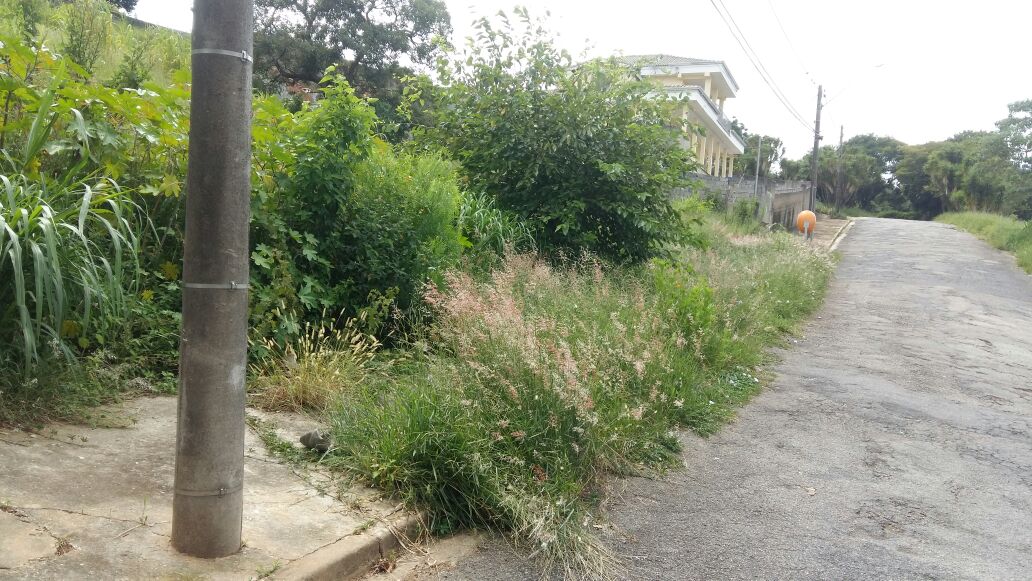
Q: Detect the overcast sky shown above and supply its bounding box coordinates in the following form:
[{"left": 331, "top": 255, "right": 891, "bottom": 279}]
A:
[{"left": 133, "top": 0, "right": 1032, "bottom": 159}]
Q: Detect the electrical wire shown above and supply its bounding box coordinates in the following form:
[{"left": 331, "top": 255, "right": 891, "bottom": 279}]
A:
[
  {"left": 708, "top": 0, "right": 815, "bottom": 132},
  {"left": 767, "top": 0, "right": 816, "bottom": 86},
  {"left": 712, "top": 0, "right": 813, "bottom": 130}
]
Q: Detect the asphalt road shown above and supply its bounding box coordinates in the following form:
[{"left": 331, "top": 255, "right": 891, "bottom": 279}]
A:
[{"left": 424, "top": 218, "right": 1032, "bottom": 580}]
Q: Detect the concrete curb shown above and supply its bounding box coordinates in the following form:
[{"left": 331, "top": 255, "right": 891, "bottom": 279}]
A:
[
  {"left": 274, "top": 511, "right": 422, "bottom": 581},
  {"left": 828, "top": 219, "right": 856, "bottom": 253}
]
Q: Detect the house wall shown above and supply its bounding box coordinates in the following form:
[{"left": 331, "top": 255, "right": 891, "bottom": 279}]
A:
[
  {"left": 672, "top": 176, "right": 812, "bottom": 228},
  {"left": 642, "top": 66, "right": 742, "bottom": 178}
]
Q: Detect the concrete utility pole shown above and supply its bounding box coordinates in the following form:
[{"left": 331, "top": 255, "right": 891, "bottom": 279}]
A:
[
  {"left": 172, "top": 0, "right": 254, "bottom": 558},
  {"left": 808, "top": 85, "right": 823, "bottom": 211}
]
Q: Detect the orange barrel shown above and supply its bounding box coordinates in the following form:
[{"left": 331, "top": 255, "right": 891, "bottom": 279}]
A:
[{"left": 796, "top": 210, "right": 817, "bottom": 235}]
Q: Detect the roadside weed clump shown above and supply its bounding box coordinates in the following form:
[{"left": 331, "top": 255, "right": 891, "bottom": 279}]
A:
[
  {"left": 685, "top": 218, "right": 834, "bottom": 368},
  {"left": 457, "top": 191, "right": 536, "bottom": 271},
  {"left": 249, "top": 317, "right": 379, "bottom": 413},
  {"left": 324, "top": 237, "right": 831, "bottom": 577},
  {"left": 329, "top": 255, "right": 685, "bottom": 576}
]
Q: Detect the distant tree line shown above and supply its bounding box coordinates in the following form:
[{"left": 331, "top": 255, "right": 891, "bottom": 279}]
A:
[{"left": 771, "top": 102, "right": 1032, "bottom": 220}]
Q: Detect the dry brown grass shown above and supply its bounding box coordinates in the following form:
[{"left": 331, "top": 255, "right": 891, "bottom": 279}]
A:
[{"left": 249, "top": 319, "right": 379, "bottom": 413}]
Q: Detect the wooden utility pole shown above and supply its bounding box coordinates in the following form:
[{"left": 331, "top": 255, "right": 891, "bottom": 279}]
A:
[
  {"left": 754, "top": 135, "right": 763, "bottom": 199},
  {"left": 172, "top": 0, "right": 254, "bottom": 558},
  {"left": 836, "top": 125, "right": 844, "bottom": 209},
  {"left": 808, "top": 85, "right": 823, "bottom": 210}
]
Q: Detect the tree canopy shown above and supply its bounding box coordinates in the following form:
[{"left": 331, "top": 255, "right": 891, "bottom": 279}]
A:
[
  {"left": 778, "top": 109, "right": 1032, "bottom": 220},
  {"left": 413, "top": 10, "right": 698, "bottom": 261},
  {"left": 253, "top": 0, "right": 451, "bottom": 91},
  {"left": 733, "top": 128, "right": 784, "bottom": 179}
]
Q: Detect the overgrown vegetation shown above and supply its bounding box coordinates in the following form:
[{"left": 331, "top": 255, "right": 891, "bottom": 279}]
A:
[
  {"left": 326, "top": 222, "right": 832, "bottom": 574},
  {"left": 413, "top": 10, "right": 696, "bottom": 262},
  {"left": 0, "top": 3, "right": 837, "bottom": 577},
  {"left": 937, "top": 212, "right": 1032, "bottom": 273}
]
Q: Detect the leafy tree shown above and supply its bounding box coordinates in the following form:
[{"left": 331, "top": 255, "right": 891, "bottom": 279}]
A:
[
  {"left": 894, "top": 143, "right": 940, "bottom": 219},
  {"left": 845, "top": 134, "right": 903, "bottom": 170},
  {"left": 842, "top": 134, "right": 902, "bottom": 208},
  {"left": 778, "top": 157, "right": 806, "bottom": 180},
  {"left": 830, "top": 151, "right": 881, "bottom": 209},
  {"left": 892, "top": 133, "right": 1017, "bottom": 218},
  {"left": 997, "top": 100, "right": 1032, "bottom": 169},
  {"left": 734, "top": 132, "right": 784, "bottom": 178},
  {"left": 253, "top": 0, "right": 451, "bottom": 125},
  {"left": 779, "top": 107, "right": 1032, "bottom": 219},
  {"left": 924, "top": 141, "right": 966, "bottom": 213},
  {"left": 415, "top": 10, "right": 697, "bottom": 262}
]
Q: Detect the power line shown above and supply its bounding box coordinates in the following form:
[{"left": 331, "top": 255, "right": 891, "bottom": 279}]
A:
[
  {"left": 708, "top": 0, "right": 813, "bottom": 132},
  {"left": 714, "top": 0, "right": 811, "bottom": 128},
  {"left": 766, "top": 0, "right": 816, "bottom": 86}
]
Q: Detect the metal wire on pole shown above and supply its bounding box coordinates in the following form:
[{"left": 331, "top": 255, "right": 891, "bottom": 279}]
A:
[{"left": 171, "top": 0, "right": 254, "bottom": 558}]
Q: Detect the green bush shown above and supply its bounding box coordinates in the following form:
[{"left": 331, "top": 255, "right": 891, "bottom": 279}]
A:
[
  {"left": 342, "top": 144, "right": 464, "bottom": 314},
  {"left": 415, "top": 10, "right": 696, "bottom": 262},
  {"left": 730, "top": 198, "right": 760, "bottom": 224},
  {"left": 251, "top": 77, "right": 465, "bottom": 340},
  {"left": 876, "top": 209, "right": 918, "bottom": 220},
  {"left": 0, "top": 76, "right": 143, "bottom": 371},
  {"left": 0, "top": 173, "right": 139, "bottom": 372}
]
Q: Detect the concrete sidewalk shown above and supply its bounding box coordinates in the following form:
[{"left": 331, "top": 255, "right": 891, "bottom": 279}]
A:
[{"left": 0, "top": 396, "right": 410, "bottom": 580}]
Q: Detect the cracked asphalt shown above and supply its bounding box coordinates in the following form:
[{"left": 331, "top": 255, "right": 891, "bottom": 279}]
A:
[{"left": 427, "top": 218, "right": 1032, "bottom": 580}]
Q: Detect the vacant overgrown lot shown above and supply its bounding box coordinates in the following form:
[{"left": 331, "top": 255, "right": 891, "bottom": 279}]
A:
[{"left": 937, "top": 212, "right": 1032, "bottom": 273}]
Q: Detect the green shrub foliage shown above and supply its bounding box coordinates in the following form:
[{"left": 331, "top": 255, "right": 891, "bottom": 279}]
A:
[
  {"left": 415, "top": 10, "right": 697, "bottom": 262},
  {"left": 251, "top": 76, "right": 465, "bottom": 340}
]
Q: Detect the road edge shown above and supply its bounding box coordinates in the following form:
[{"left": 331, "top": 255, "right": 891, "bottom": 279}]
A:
[
  {"left": 829, "top": 219, "right": 856, "bottom": 253},
  {"left": 274, "top": 511, "right": 422, "bottom": 581}
]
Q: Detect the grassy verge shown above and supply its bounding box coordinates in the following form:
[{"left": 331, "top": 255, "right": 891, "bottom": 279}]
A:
[
  {"left": 303, "top": 215, "right": 833, "bottom": 577},
  {"left": 937, "top": 211, "right": 1032, "bottom": 273}
]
